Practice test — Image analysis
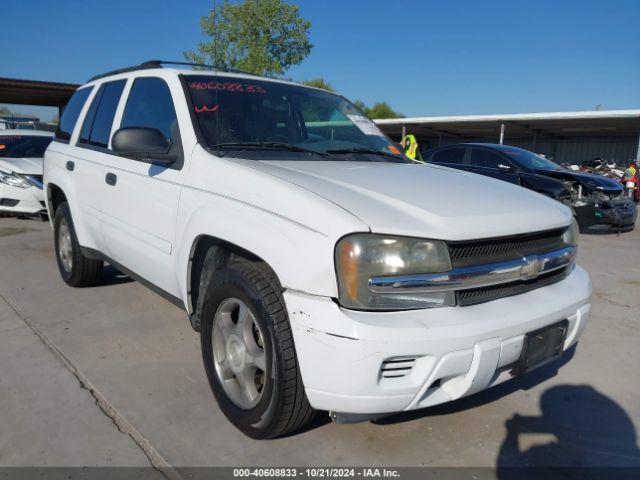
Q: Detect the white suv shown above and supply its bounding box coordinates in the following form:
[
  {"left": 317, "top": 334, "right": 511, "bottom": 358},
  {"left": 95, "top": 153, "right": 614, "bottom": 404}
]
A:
[{"left": 44, "top": 61, "right": 592, "bottom": 439}]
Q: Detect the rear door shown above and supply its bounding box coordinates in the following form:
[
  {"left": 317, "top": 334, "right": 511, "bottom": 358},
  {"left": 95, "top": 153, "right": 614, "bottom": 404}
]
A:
[
  {"left": 74, "top": 80, "right": 127, "bottom": 246},
  {"left": 98, "top": 76, "right": 186, "bottom": 297},
  {"left": 467, "top": 147, "right": 520, "bottom": 185}
]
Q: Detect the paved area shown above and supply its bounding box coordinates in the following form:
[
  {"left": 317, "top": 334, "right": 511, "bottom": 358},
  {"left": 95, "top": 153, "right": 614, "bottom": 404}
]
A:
[
  {"left": 0, "top": 217, "right": 638, "bottom": 473},
  {"left": 0, "top": 275, "right": 162, "bottom": 473}
]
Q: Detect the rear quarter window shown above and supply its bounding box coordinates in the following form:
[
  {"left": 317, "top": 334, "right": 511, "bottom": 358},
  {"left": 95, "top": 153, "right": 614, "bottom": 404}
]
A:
[{"left": 55, "top": 87, "right": 93, "bottom": 142}]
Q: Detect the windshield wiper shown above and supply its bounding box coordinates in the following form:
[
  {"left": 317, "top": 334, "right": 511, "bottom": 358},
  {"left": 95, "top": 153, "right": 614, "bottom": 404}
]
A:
[
  {"left": 325, "top": 147, "right": 408, "bottom": 161},
  {"left": 211, "top": 142, "right": 327, "bottom": 155}
]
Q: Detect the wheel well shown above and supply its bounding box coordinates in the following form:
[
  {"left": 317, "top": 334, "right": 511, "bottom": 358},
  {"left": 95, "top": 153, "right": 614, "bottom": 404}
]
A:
[
  {"left": 188, "top": 235, "right": 274, "bottom": 318},
  {"left": 48, "top": 184, "right": 67, "bottom": 215}
]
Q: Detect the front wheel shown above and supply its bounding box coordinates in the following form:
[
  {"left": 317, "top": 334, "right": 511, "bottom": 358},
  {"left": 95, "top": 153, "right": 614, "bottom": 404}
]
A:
[
  {"left": 199, "top": 256, "right": 314, "bottom": 439},
  {"left": 54, "top": 202, "right": 103, "bottom": 287}
]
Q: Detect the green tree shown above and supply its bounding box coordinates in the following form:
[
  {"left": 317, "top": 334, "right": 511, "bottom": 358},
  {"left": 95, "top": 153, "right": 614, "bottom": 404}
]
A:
[
  {"left": 301, "top": 78, "right": 334, "bottom": 92},
  {"left": 0, "top": 106, "right": 13, "bottom": 116},
  {"left": 352, "top": 100, "right": 404, "bottom": 119},
  {"left": 185, "top": 0, "right": 313, "bottom": 76},
  {"left": 353, "top": 100, "right": 370, "bottom": 116},
  {"left": 366, "top": 102, "right": 404, "bottom": 119}
]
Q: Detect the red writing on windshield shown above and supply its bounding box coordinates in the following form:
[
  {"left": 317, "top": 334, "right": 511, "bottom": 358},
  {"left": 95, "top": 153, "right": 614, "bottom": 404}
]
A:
[
  {"left": 189, "top": 81, "right": 266, "bottom": 94},
  {"left": 194, "top": 104, "right": 219, "bottom": 113}
]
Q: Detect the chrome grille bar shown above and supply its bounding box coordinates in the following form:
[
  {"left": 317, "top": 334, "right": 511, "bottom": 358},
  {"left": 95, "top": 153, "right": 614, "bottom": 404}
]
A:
[{"left": 368, "top": 246, "right": 575, "bottom": 294}]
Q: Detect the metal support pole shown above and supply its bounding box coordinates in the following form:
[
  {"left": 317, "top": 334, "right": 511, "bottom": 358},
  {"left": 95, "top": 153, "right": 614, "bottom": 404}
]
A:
[
  {"left": 532, "top": 131, "right": 538, "bottom": 152},
  {"left": 438, "top": 134, "right": 442, "bottom": 147},
  {"left": 636, "top": 129, "right": 640, "bottom": 163},
  {"left": 401, "top": 124, "right": 406, "bottom": 143},
  {"left": 499, "top": 123, "right": 505, "bottom": 145}
]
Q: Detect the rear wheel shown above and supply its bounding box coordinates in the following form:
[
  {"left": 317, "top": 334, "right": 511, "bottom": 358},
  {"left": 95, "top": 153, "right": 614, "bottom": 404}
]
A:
[
  {"left": 54, "top": 202, "right": 103, "bottom": 287},
  {"left": 199, "top": 255, "right": 315, "bottom": 439}
]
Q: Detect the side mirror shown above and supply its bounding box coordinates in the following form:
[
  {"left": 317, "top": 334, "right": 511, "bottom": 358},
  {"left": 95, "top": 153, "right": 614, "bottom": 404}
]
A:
[{"left": 112, "top": 127, "right": 172, "bottom": 163}]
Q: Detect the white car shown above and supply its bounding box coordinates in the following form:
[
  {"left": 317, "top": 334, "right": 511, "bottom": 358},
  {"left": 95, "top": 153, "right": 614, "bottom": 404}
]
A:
[
  {"left": 44, "top": 61, "right": 592, "bottom": 439},
  {"left": 0, "top": 130, "right": 53, "bottom": 215}
]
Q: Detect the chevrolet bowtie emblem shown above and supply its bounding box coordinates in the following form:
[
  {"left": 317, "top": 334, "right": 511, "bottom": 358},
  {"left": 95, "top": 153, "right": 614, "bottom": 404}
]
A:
[{"left": 520, "top": 256, "right": 540, "bottom": 280}]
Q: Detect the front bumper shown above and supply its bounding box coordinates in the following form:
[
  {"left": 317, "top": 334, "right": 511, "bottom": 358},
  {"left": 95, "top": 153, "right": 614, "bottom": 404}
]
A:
[
  {"left": 575, "top": 200, "right": 637, "bottom": 231},
  {"left": 286, "top": 266, "right": 592, "bottom": 414},
  {"left": 0, "top": 184, "right": 45, "bottom": 215}
]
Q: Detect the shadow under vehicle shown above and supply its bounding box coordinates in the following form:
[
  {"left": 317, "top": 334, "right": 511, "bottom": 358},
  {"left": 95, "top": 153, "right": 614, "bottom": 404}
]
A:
[{"left": 424, "top": 143, "right": 637, "bottom": 233}]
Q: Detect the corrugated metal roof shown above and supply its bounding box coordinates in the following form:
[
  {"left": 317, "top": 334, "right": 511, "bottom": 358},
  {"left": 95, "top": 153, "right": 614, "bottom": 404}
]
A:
[{"left": 0, "top": 77, "right": 79, "bottom": 107}]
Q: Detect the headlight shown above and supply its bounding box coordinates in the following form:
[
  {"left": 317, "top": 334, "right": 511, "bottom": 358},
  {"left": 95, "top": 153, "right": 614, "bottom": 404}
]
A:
[
  {"left": 562, "top": 218, "right": 579, "bottom": 247},
  {"left": 0, "top": 170, "right": 31, "bottom": 189},
  {"left": 335, "top": 233, "right": 454, "bottom": 310}
]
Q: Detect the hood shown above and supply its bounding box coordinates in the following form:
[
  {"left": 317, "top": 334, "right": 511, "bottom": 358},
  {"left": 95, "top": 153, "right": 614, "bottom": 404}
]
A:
[
  {"left": 0, "top": 157, "right": 43, "bottom": 175},
  {"left": 536, "top": 169, "right": 622, "bottom": 192},
  {"left": 235, "top": 159, "right": 572, "bottom": 241}
]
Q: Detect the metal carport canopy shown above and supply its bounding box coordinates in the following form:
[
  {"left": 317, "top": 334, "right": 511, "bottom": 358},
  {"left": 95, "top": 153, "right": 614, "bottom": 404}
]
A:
[
  {"left": 0, "top": 77, "right": 79, "bottom": 107},
  {"left": 373, "top": 110, "right": 640, "bottom": 140}
]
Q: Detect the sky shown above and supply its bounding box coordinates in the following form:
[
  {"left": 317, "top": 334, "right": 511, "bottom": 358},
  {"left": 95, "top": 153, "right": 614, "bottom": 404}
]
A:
[{"left": 2, "top": 0, "right": 639, "bottom": 122}]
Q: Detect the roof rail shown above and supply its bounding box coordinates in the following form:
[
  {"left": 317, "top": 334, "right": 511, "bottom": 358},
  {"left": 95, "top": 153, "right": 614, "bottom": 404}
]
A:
[
  {"left": 87, "top": 61, "right": 160, "bottom": 82},
  {"left": 87, "top": 60, "right": 274, "bottom": 82}
]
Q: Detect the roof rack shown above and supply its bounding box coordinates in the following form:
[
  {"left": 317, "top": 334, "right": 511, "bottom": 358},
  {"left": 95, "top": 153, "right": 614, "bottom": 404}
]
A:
[{"left": 87, "top": 60, "right": 273, "bottom": 82}]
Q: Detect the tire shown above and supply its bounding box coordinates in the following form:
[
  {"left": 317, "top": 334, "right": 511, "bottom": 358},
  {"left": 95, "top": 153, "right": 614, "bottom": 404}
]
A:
[
  {"left": 199, "top": 255, "right": 315, "bottom": 439},
  {"left": 54, "top": 201, "right": 103, "bottom": 287}
]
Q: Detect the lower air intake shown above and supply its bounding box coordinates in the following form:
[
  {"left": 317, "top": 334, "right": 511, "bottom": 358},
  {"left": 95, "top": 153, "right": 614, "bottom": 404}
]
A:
[{"left": 380, "top": 357, "right": 417, "bottom": 379}]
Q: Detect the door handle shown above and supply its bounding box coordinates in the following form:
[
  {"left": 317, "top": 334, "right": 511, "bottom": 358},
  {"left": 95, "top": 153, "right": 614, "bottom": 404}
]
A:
[
  {"left": 66, "top": 161, "right": 74, "bottom": 171},
  {"left": 105, "top": 172, "right": 117, "bottom": 186}
]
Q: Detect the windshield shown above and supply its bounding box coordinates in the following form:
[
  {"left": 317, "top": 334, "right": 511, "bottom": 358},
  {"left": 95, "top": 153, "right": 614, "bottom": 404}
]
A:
[
  {"left": 185, "top": 75, "right": 409, "bottom": 162},
  {"left": 0, "top": 135, "right": 52, "bottom": 158},
  {"left": 501, "top": 147, "right": 563, "bottom": 171}
]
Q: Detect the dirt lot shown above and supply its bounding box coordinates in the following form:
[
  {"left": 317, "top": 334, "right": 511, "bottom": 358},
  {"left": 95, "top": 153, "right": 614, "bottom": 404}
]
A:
[{"left": 0, "top": 216, "right": 638, "bottom": 475}]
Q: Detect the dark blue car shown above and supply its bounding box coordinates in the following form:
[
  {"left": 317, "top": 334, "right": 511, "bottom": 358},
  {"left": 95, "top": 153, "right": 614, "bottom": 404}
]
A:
[{"left": 424, "top": 143, "right": 637, "bottom": 232}]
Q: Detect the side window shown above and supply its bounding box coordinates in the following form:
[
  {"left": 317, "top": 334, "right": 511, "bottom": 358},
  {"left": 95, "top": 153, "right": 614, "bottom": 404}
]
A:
[
  {"left": 78, "top": 80, "right": 126, "bottom": 148},
  {"left": 78, "top": 90, "right": 101, "bottom": 144},
  {"left": 432, "top": 148, "right": 465, "bottom": 165},
  {"left": 470, "top": 149, "right": 510, "bottom": 169},
  {"left": 55, "top": 87, "right": 93, "bottom": 142},
  {"left": 120, "top": 78, "right": 178, "bottom": 144}
]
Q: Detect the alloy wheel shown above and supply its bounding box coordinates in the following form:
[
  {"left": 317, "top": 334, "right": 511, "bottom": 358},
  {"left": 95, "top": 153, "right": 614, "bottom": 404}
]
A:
[{"left": 212, "top": 297, "right": 267, "bottom": 409}]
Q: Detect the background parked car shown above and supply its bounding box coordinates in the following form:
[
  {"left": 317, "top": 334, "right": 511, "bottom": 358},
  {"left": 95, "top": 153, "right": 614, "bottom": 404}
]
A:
[
  {"left": 424, "top": 143, "right": 637, "bottom": 232},
  {"left": 0, "top": 130, "right": 53, "bottom": 217}
]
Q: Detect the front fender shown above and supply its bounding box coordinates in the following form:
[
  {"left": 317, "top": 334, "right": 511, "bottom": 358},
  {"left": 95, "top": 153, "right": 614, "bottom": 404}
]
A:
[{"left": 174, "top": 191, "right": 343, "bottom": 311}]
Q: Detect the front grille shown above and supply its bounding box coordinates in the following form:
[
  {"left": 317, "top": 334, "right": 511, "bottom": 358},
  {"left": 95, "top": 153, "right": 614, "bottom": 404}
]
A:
[
  {"left": 448, "top": 228, "right": 567, "bottom": 268},
  {"left": 457, "top": 267, "right": 570, "bottom": 306}
]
